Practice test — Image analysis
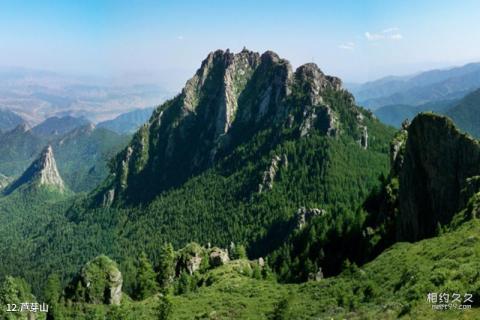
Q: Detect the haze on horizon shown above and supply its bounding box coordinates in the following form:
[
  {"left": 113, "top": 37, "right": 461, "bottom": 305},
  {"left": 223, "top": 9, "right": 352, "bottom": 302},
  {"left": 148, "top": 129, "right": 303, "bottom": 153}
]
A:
[{"left": 1, "top": 0, "right": 479, "bottom": 90}]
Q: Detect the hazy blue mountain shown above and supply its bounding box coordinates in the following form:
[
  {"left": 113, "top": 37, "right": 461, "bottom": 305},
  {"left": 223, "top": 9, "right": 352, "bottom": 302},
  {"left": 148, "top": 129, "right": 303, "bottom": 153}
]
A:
[
  {"left": 0, "top": 109, "right": 25, "bottom": 132},
  {"left": 351, "top": 62, "right": 480, "bottom": 109},
  {"left": 446, "top": 88, "right": 480, "bottom": 138},
  {"left": 374, "top": 99, "right": 458, "bottom": 127},
  {"left": 97, "top": 107, "right": 154, "bottom": 134},
  {"left": 32, "top": 115, "right": 91, "bottom": 137}
]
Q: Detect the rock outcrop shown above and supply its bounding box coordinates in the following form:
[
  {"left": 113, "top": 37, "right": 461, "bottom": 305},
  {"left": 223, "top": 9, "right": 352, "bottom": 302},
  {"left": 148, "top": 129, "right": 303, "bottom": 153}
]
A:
[
  {"left": 209, "top": 248, "right": 230, "bottom": 267},
  {"left": 396, "top": 113, "right": 480, "bottom": 241},
  {"left": 66, "top": 255, "right": 123, "bottom": 305},
  {"left": 3, "top": 145, "right": 65, "bottom": 195},
  {"left": 296, "top": 207, "right": 327, "bottom": 229},
  {"left": 0, "top": 173, "right": 11, "bottom": 190},
  {"left": 176, "top": 243, "right": 206, "bottom": 275},
  {"left": 258, "top": 154, "right": 288, "bottom": 193}
]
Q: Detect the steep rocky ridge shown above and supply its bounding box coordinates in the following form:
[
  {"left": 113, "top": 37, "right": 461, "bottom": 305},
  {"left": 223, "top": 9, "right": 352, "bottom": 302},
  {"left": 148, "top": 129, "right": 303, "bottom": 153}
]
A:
[{"left": 98, "top": 49, "right": 364, "bottom": 206}]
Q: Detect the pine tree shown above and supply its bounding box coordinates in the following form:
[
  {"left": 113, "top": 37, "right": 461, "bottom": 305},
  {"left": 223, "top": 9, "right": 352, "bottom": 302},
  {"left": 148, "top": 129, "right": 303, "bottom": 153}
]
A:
[
  {"left": 269, "top": 297, "right": 291, "bottom": 320},
  {"left": 232, "top": 244, "right": 247, "bottom": 259},
  {"left": 44, "top": 274, "right": 64, "bottom": 320},
  {"left": 157, "top": 243, "right": 175, "bottom": 292},
  {"left": 44, "top": 274, "right": 61, "bottom": 305},
  {"left": 135, "top": 252, "right": 159, "bottom": 300},
  {"left": 157, "top": 295, "right": 173, "bottom": 320},
  {"left": 176, "top": 272, "right": 191, "bottom": 295}
]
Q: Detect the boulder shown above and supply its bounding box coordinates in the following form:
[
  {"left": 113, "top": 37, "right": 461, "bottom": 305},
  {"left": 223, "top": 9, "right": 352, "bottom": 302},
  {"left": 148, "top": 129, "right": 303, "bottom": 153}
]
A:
[
  {"left": 66, "top": 255, "right": 123, "bottom": 305},
  {"left": 176, "top": 242, "right": 205, "bottom": 275},
  {"left": 296, "top": 207, "right": 326, "bottom": 229},
  {"left": 209, "top": 248, "right": 230, "bottom": 267}
]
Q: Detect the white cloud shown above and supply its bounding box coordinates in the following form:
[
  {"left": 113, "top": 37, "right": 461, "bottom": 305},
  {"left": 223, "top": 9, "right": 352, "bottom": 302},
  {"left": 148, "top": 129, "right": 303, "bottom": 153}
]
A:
[
  {"left": 365, "top": 32, "right": 384, "bottom": 41},
  {"left": 339, "top": 42, "right": 355, "bottom": 50},
  {"left": 382, "top": 27, "right": 399, "bottom": 34},
  {"left": 365, "top": 28, "right": 403, "bottom": 41}
]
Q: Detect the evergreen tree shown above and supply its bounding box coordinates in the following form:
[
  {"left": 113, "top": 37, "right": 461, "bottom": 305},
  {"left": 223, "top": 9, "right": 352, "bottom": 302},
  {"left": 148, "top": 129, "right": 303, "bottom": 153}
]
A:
[
  {"left": 157, "top": 243, "right": 175, "bottom": 292},
  {"left": 135, "top": 252, "right": 159, "bottom": 300},
  {"left": 176, "top": 272, "right": 191, "bottom": 295},
  {"left": 44, "top": 274, "right": 64, "bottom": 320},
  {"left": 232, "top": 244, "right": 247, "bottom": 259},
  {"left": 157, "top": 295, "right": 173, "bottom": 320},
  {"left": 269, "top": 297, "right": 291, "bottom": 320},
  {"left": 44, "top": 274, "right": 62, "bottom": 305}
]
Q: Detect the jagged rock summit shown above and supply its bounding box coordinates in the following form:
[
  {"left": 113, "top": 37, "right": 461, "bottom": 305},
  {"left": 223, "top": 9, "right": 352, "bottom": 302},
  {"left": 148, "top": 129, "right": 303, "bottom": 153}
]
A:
[
  {"left": 3, "top": 145, "right": 66, "bottom": 195},
  {"left": 98, "top": 48, "right": 368, "bottom": 206},
  {"left": 393, "top": 113, "right": 480, "bottom": 241}
]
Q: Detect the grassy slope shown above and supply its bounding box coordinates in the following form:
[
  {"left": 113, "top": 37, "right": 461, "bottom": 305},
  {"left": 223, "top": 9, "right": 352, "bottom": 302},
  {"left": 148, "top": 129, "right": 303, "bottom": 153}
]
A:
[{"left": 59, "top": 219, "right": 480, "bottom": 319}]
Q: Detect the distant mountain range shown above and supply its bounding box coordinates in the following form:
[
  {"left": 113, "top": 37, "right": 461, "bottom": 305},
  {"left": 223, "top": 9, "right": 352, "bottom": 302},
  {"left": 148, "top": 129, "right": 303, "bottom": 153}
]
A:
[
  {"left": 445, "top": 88, "right": 480, "bottom": 138},
  {"left": 347, "top": 62, "right": 480, "bottom": 135},
  {"left": 97, "top": 107, "right": 154, "bottom": 134},
  {"left": 0, "top": 108, "right": 25, "bottom": 132},
  {"left": 373, "top": 99, "right": 458, "bottom": 127},
  {"left": 32, "top": 115, "right": 91, "bottom": 137},
  {"left": 0, "top": 67, "right": 171, "bottom": 123},
  {"left": 349, "top": 62, "right": 480, "bottom": 110}
]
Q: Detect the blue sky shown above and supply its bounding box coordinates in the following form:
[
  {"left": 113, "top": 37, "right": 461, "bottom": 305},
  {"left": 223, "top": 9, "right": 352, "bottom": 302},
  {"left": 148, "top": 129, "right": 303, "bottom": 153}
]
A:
[{"left": 1, "top": 0, "right": 479, "bottom": 86}]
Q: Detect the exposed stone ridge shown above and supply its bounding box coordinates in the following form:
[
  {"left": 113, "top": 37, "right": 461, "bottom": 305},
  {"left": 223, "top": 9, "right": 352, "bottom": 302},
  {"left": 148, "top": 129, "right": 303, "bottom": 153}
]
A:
[
  {"left": 3, "top": 145, "right": 65, "bottom": 194},
  {"left": 99, "top": 48, "right": 355, "bottom": 205},
  {"left": 258, "top": 154, "right": 288, "bottom": 193},
  {"left": 396, "top": 113, "right": 480, "bottom": 241},
  {"left": 294, "top": 63, "right": 344, "bottom": 137}
]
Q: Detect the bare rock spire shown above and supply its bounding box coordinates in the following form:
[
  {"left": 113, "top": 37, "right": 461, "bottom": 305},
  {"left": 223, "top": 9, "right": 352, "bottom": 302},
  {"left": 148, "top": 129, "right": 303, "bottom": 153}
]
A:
[{"left": 3, "top": 145, "right": 65, "bottom": 194}]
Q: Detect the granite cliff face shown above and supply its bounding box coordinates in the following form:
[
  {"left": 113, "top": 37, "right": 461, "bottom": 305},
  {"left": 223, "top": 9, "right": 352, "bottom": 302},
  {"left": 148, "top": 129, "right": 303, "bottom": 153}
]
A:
[
  {"left": 3, "top": 145, "right": 65, "bottom": 195},
  {"left": 396, "top": 113, "right": 480, "bottom": 241},
  {"left": 98, "top": 48, "right": 366, "bottom": 206}
]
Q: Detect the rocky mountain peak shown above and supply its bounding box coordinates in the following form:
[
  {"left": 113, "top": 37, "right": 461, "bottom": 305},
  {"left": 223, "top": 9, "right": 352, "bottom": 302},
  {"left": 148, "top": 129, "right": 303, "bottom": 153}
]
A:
[
  {"left": 295, "top": 63, "right": 343, "bottom": 105},
  {"left": 98, "top": 49, "right": 366, "bottom": 206},
  {"left": 3, "top": 145, "right": 65, "bottom": 195}
]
